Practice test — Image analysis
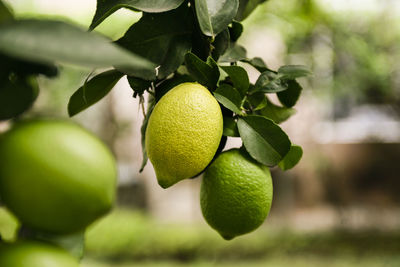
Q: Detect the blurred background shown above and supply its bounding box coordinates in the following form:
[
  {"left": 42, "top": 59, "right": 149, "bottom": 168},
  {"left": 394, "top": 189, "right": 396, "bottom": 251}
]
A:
[{"left": 1, "top": 0, "right": 400, "bottom": 266}]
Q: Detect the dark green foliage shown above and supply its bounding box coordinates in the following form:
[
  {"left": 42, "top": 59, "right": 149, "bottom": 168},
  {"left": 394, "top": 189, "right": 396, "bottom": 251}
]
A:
[
  {"left": 0, "top": 0, "right": 307, "bottom": 170},
  {"left": 68, "top": 70, "right": 124, "bottom": 117},
  {"left": 117, "top": 5, "right": 193, "bottom": 80}
]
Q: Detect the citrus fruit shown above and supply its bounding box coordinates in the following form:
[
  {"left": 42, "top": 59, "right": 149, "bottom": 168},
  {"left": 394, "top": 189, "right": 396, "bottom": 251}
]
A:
[
  {"left": 145, "top": 82, "right": 223, "bottom": 188},
  {"left": 0, "top": 240, "right": 79, "bottom": 267},
  {"left": 201, "top": 148, "right": 273, "bottom": 240},
  {"left": 0, "top": 119, "right": 117, "bottom": 234}
]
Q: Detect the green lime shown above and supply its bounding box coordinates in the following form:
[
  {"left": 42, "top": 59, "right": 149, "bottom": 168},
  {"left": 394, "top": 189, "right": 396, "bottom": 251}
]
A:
[
  {"left": 0, "top": 241, "right": 79, "bottom": 267},
  {"left": 201, "top": 148, "right": 273, "bottom": 240},
  {"left": 0, "top": 119, "right": 117, "bottom": 234},
  {"left": 146, "top": 82, "right": 223, "bottom": 188}
]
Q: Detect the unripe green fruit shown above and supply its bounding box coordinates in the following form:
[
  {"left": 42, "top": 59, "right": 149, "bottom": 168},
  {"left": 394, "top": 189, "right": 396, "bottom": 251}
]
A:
[
  {"left": 0, "top": 241, "right": 79, "bottom": 267},
  {"left": 201, "top": 149, "right": 273, "bottom": 240},
  {"left": 0, "top": 120, "right": 117, "bottom": 234}
]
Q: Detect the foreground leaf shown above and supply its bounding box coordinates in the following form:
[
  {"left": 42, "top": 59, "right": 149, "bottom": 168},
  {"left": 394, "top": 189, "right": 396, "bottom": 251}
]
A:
[
  {"left": 211, "top": 29, "right": 230, "bottom": 60},
  {"left": 0, "top": 76, "right": 38, "bottom": 121},
  {"left": 236, "top": 0, "right": 268, "bottom": 21},
  {"left": 127, "top": 76, "right": 151, "bottom": 97},
  {"left": 140, "top": 96, "right": 156, "bottom": 172},
  {"left": 68, "top": 70, "right": 124, "bottom": 117},
  {"left": 90, "top": 0, "right": 186, "bottom": 30},
  {"left": 214, "top": 84, "right": 243, "bottom": 114},
  {"left": 219, "top": 43, "right": 247, "bottom": 62},
  {"left": 259, "top": 98, "right": 296, "bottom": 124},
  {"left": 0, "top": 0, "right": 13, "bottom": 23},
  {"left": 221, "top": 65, "right": 249, "bottom": 96},
  {"left": 0, "top": 53, "right": 58, "bottom": 78},
  {"left": 278, "top": 65, "right": 312, "bottom": 80},
  {"left": 246, "top": 91, "right": 268, "bottom": 111},
  {"left": 117, "top": 5, "right": 193, "bottom": 79},
  {"left": 254, "top": 70, "right": 287, "bottom": 93},
  {"left": 278, "top": 145, "right": 303, "bottom": 171},
  {"left": 277, "top": 79, "right": 303, "bottom": 107},
  {"left": 229, "top": 21, "right": 243, "bottom": 42},
  {"left": 238, "top": 115, "right": 291, "bottom": 166},
  {"left": 243, "top": 57, "right": 270, "bottom": 72},
  {"left": 185, "top": 53, "right": 219, "bottom": 89},
  {"left": 195, "top": 0, "right": 239, "bottom": 37},
  {"left": 223, "top": 116, "right": 239, "bottom": 137},
  {"left": 0, "top": 19, "right": 156, "bottom": 80}
]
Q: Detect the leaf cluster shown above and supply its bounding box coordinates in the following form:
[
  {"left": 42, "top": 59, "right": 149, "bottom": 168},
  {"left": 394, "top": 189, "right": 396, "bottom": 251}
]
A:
[{"left": 0, "top": 0, "right": 309, "bottom": 171}]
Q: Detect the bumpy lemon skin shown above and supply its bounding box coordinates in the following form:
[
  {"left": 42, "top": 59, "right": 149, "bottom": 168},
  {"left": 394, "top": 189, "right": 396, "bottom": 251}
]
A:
[
  {"left": 201, "top": 149, "right": 273, "bottom": 240},
  {"left": 145, "top": 82, "right": 223, "bottom": 188},
  {"left": 0, "top": 119, "right": 117, "bottom": 234},
  {"left": 0, "top": 241, "right": 79, "bottom": 267}
]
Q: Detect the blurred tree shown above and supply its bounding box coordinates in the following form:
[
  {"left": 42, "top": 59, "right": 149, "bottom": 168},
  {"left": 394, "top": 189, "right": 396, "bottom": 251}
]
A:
[{"left": 248, "top": 0, "right": 400, "bottom": 119}]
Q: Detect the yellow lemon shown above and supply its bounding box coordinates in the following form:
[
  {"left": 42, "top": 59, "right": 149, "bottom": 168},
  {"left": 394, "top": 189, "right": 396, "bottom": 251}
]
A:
[{"left": 146, "top": 82, "right": 223, "bottom": 188}]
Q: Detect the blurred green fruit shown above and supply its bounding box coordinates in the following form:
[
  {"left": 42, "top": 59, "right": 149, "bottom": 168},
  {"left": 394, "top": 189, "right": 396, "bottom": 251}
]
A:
[
  {"left": 145, "top": 82, "right": 223, "bottom": 188},
  {"left": 0, "top": 120, "right": 117, "bottom": 234},
  {"left": 201, "top": 149, "right": 273, "bottom": 240},
  {"left": 0, "top": 241, "right": 79, "bottom": 267}
]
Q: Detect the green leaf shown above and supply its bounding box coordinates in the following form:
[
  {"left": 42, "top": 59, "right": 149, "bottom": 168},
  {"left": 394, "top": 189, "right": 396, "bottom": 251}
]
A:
[
  {"left": 213, "top": 84, "right": 243, "bottom": 114},
  {"left": 259, "top": 98, "right": 296, "bottom": 124},
  {"left": 68, "top": 70, "right": 124, "bottom": 117},
  {"left": 140, "top": 96, "right": 156, "bottom": 172},
  {"left": 229, "top": 21, "right": 243, "bottom": 42},
  {"left": 90, "top": 0, "right": 186, "bottom": 30},
  {"left": 0, "top": 1, "right": 13, "bottom": 23},
  {"left": 195, "top": 0, "right": 239, "bottom": 37},
  {"left": 236, "top": 0, "right": 268, "bottom": 21},
  {"left": 278, "top": 65, "right": 312, "bottom": 80},
  {"left": 211, "top": 29, "right": 230, "bottom": 60},
  {"left": 155, "top": 74, "right": 195, "bottom": 101},
  {"left": 0, "top": 76, "right": 38, "bottom": 121},
  {"left": 184, "top": 53, "right": 219, "bottom": 89},
  {"left": 254, "top": 70, "right": 287, "bottom": 93},
  {"left": 117, "top": 5, "right": 193, "bottom": 80},
  {"left": 219, "top": 43, "right": 247, "bottom": 63},
  {"left": 246, "top": 91, "right": 267, "bottom": 111},
  {"left": 243, "top": 57, "right": 270, "bottom": 72},
  {"left": 127, "top": 76, "right": 151, "bottom": 97},
  {"left": 221, "top": 65, "right": 249, "bottom": 96},
  {"left": 277, "top": 79, "right": 303, "bottom": 108},
  {"left": 237, "top": 115, "right": 291, "bottom": 166},
  {"left": 0, "top": 53, "right": 58, "bottom": 78},
  {"left": 0, "top": 19, "right": 156, "bottom": 80},
  {"left": 223, "top": 116, "right": 239, "bottom": 137},
  {"left": 278, "top": 145, "right": 303, "bottom": 171}
]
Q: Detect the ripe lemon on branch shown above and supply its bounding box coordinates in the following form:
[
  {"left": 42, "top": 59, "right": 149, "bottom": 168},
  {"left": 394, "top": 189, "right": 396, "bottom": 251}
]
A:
[{"left": 145, "top": 82, "right": 223, "bottom": 188}]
